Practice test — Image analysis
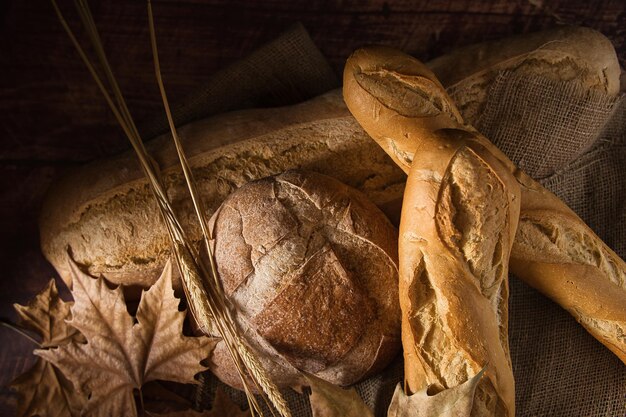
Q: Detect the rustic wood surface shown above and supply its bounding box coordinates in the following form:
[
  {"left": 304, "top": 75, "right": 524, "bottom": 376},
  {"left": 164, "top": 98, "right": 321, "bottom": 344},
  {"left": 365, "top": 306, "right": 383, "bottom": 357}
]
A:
[{"left": 0, "top": 0, "right": 624, "bottom": 413}]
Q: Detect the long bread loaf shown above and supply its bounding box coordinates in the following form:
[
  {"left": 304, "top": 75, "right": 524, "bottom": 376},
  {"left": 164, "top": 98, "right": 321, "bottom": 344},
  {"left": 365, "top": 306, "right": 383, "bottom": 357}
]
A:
[
  {"left": 39, "top": 90, "right": 405, "bottom": 290},
  {"left": 429, "top": 26, "right": 621, "bottom": 128}
]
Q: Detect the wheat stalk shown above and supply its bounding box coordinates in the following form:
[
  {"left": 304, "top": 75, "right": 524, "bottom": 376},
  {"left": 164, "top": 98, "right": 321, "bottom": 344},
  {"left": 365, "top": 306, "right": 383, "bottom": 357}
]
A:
[{"left": 51, "top": 1, "right": 291, "bottom": 416}]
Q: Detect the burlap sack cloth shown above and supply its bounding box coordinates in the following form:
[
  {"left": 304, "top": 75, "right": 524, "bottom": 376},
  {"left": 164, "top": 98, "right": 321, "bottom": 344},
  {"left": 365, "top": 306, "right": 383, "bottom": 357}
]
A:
[{"left": 145, "top": 25, "right": 626, "bottom": 416}]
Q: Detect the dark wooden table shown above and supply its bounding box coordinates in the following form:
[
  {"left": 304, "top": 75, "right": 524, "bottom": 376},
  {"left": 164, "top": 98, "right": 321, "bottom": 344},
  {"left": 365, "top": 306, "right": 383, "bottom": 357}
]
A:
[{"left": 1, "top": 0, "right": 624, "bottom": 414}]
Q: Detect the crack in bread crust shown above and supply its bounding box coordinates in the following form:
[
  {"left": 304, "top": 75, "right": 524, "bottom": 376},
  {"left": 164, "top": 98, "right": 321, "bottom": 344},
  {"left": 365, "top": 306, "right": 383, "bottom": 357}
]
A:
[
  {"left": 436, "top": 147, "right": 510, "bottom": 312},
  {"left": 515, "top": 215, "right": 625, "bottom": 289}
]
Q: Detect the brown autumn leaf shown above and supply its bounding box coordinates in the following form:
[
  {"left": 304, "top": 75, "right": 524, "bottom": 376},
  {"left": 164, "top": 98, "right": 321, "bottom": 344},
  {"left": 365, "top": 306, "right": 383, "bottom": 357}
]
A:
[
  {"left": 10, "top": 358, "right": 84, "bottom": 417},
  {"left": 10, "top": 279, "right": 85, "bottom": 417},
  {"left": 387, "top": 368, "right": 486, "bottom": 417},
  {"left": 13, "top": 279, "right": 83, "bottom": 348},
  {"left": 304, "top": 372, "right": 373, "bottom": 417},
  {"left": 37, "top": 259, "right": 218, "bottom": 417},
  {"left": 147, "top": 388, "right": 251, "bottom": 417}
]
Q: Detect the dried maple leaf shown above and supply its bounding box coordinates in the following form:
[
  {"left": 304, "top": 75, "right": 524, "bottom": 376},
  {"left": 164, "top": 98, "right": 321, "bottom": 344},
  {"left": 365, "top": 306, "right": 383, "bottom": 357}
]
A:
[
  {"left": 13, "top": 278, "right": 82, "bottom": 347},
  {"left": 11, "top": 358, "right": 84, "bottom": 417},
  {"left": 387, "top": 368, "right": 486, "bottom": 417},
  {"left": 304, "top": 372, "right": 373, "bottom": 417},
  {"left": 10, "top": 279, "right": 85, "bottom": 417},
  {"left": 37, "top": 260, "right": 218, "bottom": 417}
]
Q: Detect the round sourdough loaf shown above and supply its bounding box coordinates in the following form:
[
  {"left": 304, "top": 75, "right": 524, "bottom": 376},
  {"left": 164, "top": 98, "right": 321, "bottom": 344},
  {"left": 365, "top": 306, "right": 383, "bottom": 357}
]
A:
[{"left": 207, "top": 170, "right": 401, "bottom": 388}]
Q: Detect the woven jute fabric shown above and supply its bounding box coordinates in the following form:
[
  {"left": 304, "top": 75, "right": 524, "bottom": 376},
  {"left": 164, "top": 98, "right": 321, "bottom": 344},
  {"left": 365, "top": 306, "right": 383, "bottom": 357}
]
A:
[
  {"left": 138, "top": 22, "right": 338, "bottom": 139},
  {"left": 179, "top": 25, "right": 625, "bottom": 416}
]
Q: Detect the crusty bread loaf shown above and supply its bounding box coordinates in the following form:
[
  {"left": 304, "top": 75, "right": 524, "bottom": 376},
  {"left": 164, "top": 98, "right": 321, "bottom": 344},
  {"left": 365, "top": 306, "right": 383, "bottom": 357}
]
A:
[
  {"left": 40, "top": 26, "right": 619, "bottom": 293},
  {"left": 510, "top": 183, "right": 626, "bottom": 364},
  {"left": 343, "top": 42, "right": 626, "bottom": 375},
  {"left": 38, "top": 28, "right": 624, "bottom": 397},
  {"left": 429, "top": 26, "right": 621, "bottom": 126},
  {"left": 344, "top": 46, "right": 519, "bottom": 417},
  {"left": 39, "top": 89, "right": 405, "bottom": 291},
  {"left": 208, "top": 170, "right": 401, "bottom": 389}
]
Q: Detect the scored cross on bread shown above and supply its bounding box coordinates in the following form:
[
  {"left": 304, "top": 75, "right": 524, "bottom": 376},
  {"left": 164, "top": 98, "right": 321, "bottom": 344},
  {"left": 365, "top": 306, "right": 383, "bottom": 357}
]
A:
[{"left": 343, "top": 46, "right": 626, "bottom": 415}]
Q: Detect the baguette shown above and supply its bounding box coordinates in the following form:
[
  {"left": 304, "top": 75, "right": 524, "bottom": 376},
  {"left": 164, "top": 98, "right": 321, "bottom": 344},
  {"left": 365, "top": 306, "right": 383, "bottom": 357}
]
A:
[
  {"left": 343, "top": 42, "right": 626, "bottom": 379},
  {"left": 39, "top": 89, "right": 405, "bottom": 290},
  {"left": 511, "top": 187, "right": 626, "bottom": 363},
  {"left": 429, "top": 26, "right": 621, "bottom": 127},
  {"left": 344, "top": 46, "right": 519, "bottom": 416}
]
